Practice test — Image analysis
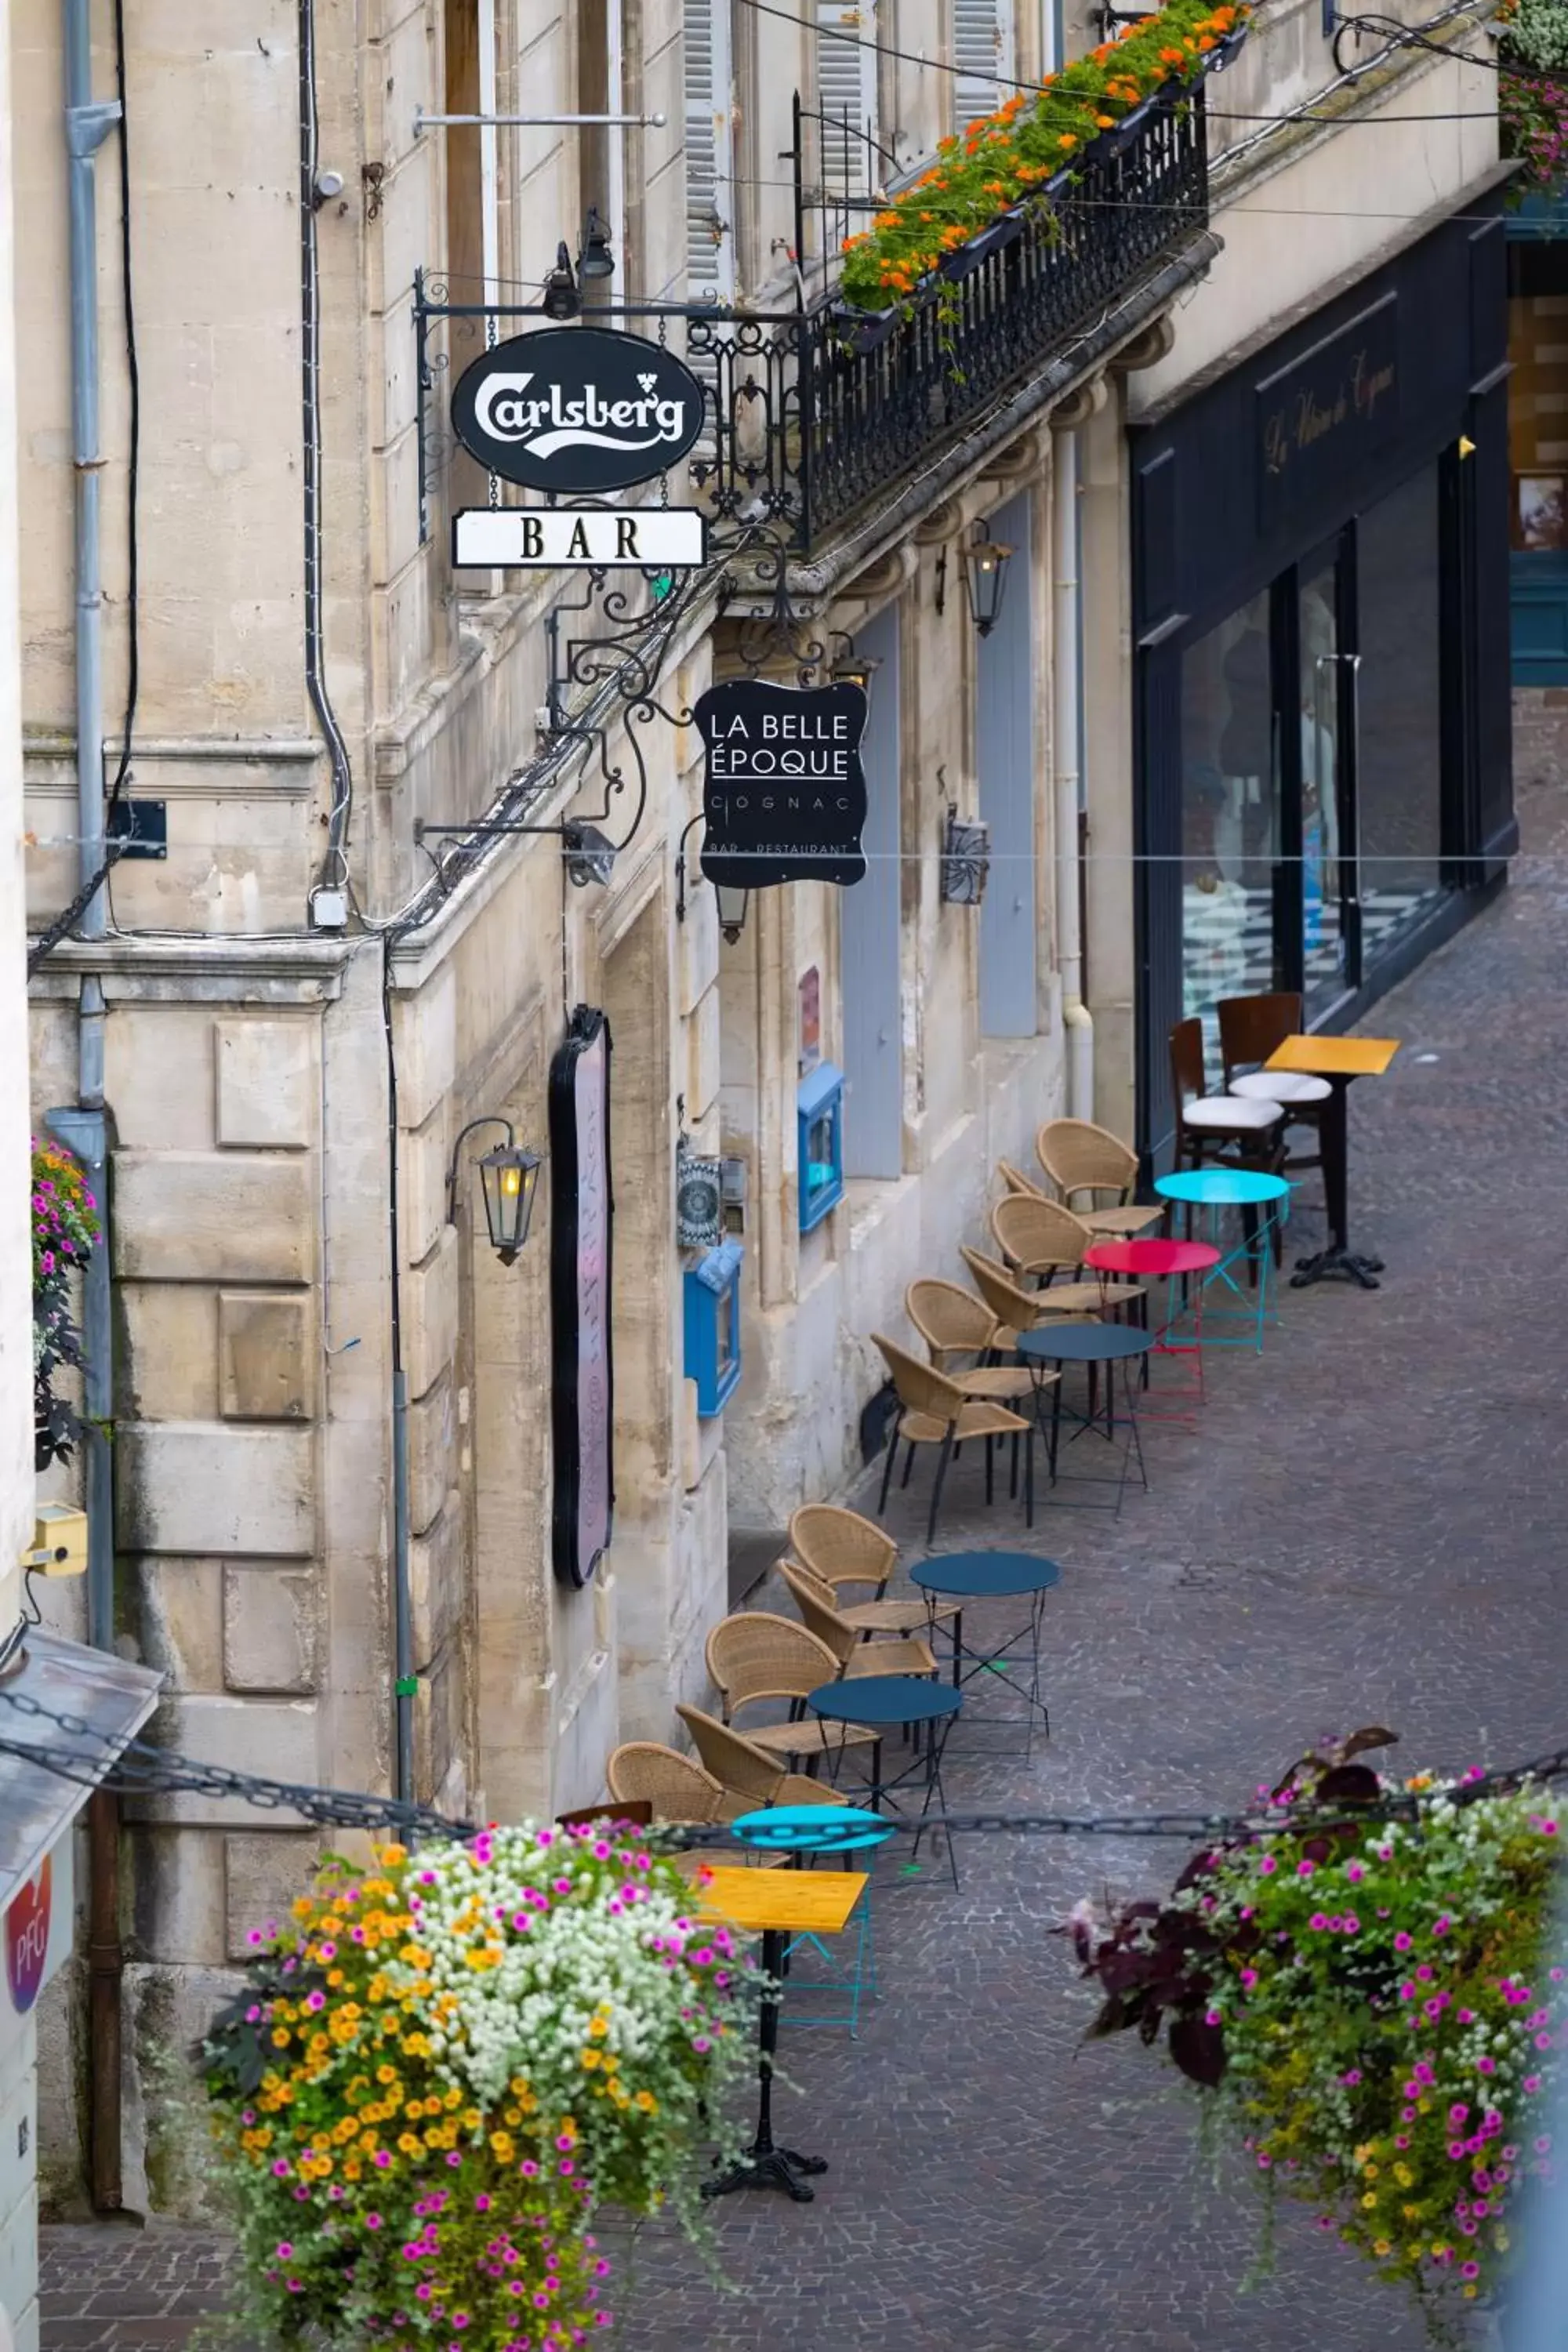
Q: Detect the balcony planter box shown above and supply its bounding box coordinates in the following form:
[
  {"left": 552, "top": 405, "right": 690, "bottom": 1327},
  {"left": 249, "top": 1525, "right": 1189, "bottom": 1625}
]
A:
[
  {"left": 1208, "top": 20, "right": 1250, "bottom": 66},
  {"left": 938, "top": 206, "right": 1026, "bottom": 282},
  {"left": 831, "top": 300, "right": 902, "bottom": 354}
]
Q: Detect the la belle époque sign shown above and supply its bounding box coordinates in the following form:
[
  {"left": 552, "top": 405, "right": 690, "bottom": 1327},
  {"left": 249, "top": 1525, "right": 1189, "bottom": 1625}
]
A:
[
  {"left": 549, "top": 1007, "right": 614, "bottom": 1590},
  {"left": 695, "top": 679, "right": 870, "bottom": 892},
  {"left": 1256, "top": 295, "right": 1399, "bottom": 528}
]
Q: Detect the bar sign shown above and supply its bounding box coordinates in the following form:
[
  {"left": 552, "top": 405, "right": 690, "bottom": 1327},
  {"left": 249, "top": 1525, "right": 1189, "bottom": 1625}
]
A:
[{"left": 452, "top": 506, "right": 706, "bottom": 569}]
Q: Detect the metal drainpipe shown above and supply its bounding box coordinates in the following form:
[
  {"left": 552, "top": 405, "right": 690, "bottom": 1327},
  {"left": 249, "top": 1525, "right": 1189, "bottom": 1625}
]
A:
[
  {"left": 63, "top": 0, "right": 125, "bottom": 2213},
  {"left": 1051, "top": 419, "right": 1094, "bottom": 1120}
]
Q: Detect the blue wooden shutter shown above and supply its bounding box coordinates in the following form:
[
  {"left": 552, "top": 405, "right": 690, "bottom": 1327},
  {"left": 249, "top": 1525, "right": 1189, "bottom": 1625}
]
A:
[
  {"left": 977, "top": 492, "right": 1036, "bottom": 1036},
  {"left": 840, "top": 604, "right": 902, "bottom": 1178}
]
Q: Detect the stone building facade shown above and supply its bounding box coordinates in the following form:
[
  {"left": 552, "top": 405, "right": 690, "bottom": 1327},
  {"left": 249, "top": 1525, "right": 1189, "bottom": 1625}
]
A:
[{"left": 16, "top": 0, "right": 1497, "bottom": 2215}]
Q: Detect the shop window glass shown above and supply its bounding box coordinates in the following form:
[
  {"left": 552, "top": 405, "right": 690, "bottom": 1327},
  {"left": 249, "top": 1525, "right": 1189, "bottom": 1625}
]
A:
[
  {"left": 1508, "top": 291, "right": 1568, "bottom": 551},
  {"left": 1356, "top": 466, "right": 1445, "bottom": 954},
  {"left": 1179, "top": 590, "right": 1279, "bottom": 1058}
]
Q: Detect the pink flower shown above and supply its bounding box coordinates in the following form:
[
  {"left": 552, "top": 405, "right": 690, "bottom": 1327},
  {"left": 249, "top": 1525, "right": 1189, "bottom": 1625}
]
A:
[
  {"left": 1394, "top": 1931, "right": 1413, "bottom": 1951},
  {"left": 1297, "top": 1860, "right": 1315, "bottom": 1878},
  {"left": 1477, "top": 2056, "right": 1496, "bottom": 2076},
  {"left": 1258, "top": 1856, "right": 1277, "bottom": 1875},
  {"left": 276, "top": 2243, "right": 294, "bottom": 2259},
  {"left": 366, "top": 2214, "right": 383, "bottom": 2230},
  {"left": 1342, "top": 1914, "right": 1360, "bottom": 1934},
  {"left": 1450, "top": 2104, "right": 1469, "bottom": 2124},
  {"left": 1346, "top": 1863, "right": 1364, "bottom": 1883},
  {"left": 1308, "top": 1912, "right": 1328, "bottom": 1932}
]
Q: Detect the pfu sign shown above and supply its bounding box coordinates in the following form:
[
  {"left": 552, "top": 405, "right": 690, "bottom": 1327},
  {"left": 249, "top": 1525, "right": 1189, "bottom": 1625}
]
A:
[
  {"left": 695, "top": 679, "right": 870, "bottom": 891},
  {"left": 3, "top": 1829, "right": 73, "bottom": 2022}
]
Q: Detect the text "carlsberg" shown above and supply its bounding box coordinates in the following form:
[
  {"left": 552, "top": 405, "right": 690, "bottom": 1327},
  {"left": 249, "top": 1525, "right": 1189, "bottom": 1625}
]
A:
[{"left": 450, "top": 325, "right": 707, "bottom": 495}]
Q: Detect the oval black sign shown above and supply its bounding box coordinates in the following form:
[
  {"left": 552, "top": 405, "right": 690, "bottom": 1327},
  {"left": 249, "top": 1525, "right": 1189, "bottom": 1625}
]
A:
[{"left": 449, "top": 326, "right": 707, "bottom": 495}]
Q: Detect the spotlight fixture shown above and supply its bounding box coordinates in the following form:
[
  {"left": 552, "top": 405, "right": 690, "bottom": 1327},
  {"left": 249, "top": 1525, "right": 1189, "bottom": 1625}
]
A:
[
  {"left": 579, "top": 208, "right": 615, "bottom": 290},
  {"left": 564, "top": 823, "right": 617, "bottom": 889},
  {"left": 542, "top": 241, "right": 580, "bottom": 321}
]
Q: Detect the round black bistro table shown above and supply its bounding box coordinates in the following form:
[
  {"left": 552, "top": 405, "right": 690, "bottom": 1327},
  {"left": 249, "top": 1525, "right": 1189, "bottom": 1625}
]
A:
[
  {"left": 1017, "top": 1323, "right": 1151, "bottom": 1514},
  {"left": 808, "top": 1674, "right": 963, "bottom": 1884},
  {"left": 909, "top": 1552, "right": 1062, "bottom": 1755}
]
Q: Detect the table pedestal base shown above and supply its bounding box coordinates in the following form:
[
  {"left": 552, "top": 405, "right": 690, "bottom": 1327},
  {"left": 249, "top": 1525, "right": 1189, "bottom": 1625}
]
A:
[
  {"left": 703, "top": 2142, "right": 828, "bottom": 2202},
  {"left": 1290, "top": 1243, "right": 1384, "bottom": 1291}
]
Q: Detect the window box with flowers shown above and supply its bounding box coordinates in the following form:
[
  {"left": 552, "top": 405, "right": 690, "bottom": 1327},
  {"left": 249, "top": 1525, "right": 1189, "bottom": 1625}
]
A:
[{"left": 834, "top": 0, "right": 1249, "bottom": 317}]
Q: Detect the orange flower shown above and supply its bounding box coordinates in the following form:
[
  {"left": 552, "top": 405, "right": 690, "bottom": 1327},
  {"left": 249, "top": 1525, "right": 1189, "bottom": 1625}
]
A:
[
  {"left": 1160, "top": 42, "right": 1184, "bottom": 60},
  {"left": 1058, "top": 132, "right": 1077, "bottom": 149},
  {"left": 1095, "top": 113, "right": 1114, "bottom": 126}
]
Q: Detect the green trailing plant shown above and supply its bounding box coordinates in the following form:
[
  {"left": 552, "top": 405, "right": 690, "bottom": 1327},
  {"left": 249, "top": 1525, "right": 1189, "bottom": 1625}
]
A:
[
  {"left": 837, "top": 0, "right": 1248, "bottom": 312},
  {"left": 31, "top": 1134, "right": 100, "bottom": 1471},
  {"left": 1062, "top": 1730, "right": 1563, "bottom": 2339}
]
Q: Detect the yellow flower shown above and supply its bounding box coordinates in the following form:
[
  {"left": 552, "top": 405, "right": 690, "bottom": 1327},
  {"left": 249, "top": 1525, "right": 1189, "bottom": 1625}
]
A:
[
  {"left": 1361, "top": 2193, "right": 1377, "bottom": 2209},
  {"left": 397, "top": 2132, "right": 422, "bottom": 2156},
  {"left": 489, "top": 2132, "right": 515, "bottom": 2161},
  {"left": 1374, "top": 2239, "right": 1392, "bottom": 2257},
  {"left": 464, "top": 2110, "right": 481, "bottom": 2132},
  {"left": 635, "top": 2090, "right": 658, "bottom": 2114},
  {"left": 422, "top": 2126, "right": 445, "bottom": 2148},
  {"left": 581, "top": 2050, "right": 601, "bottom": 2071},
  {"left": 1363, "top": 2164, "right": 1379, "bottom": 2180},
  {"left": 379, "top": 1845, "right": 407, "bottom": 1866},
  {"left": 270, "top": 2030, "right": 292, "bottom": 2048}
]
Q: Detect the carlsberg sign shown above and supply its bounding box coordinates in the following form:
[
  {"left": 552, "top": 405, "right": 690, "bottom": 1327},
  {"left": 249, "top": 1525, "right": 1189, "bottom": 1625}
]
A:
[{"left": 450, "top": 326, "right": 707, "bottom": 495}]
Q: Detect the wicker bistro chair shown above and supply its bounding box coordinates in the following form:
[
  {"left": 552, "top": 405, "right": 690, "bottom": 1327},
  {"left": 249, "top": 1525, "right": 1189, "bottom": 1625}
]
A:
[
  {"left": 605, "top": 1742, "right": 749, "bottom": 1882},
  {"left": 705, "top": 1613, "right": 879, "bottom": 1769},
  {"left": 872, "top": 1332, "right": 1040, "bottom": 1541},
  {"left": 990, "top": 1195, "right": 1147, "bottom": 1322},
  {"left": 779, "top": 1563, "right": 938, "bottom": 1682},
  {"left": 996, "top": 1158, "right": 1047, "bottom": 1200},
  {"left": 782, "top": 1549, "right": 959, "bottom": 1646},
  {"left": 676, "top": 1703, "right": 858, "bottom": 1816},
  {"left": 787, "top": 1503, "right": 897, "bottom": 1597},
  {"left": 1036, "top": 1120, "right": 1164, "bottom": 1240},
  {"left": 905, "top": 1279, "right": 1039, "bottom": 1406}
]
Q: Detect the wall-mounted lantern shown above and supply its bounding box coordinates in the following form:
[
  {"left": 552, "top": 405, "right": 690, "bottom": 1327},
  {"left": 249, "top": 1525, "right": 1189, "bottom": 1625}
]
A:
[
  {"left": 960, "top": 517, "right": 1014, "bottom": 637},
  {"left": 714, "top": 880, "right": 750, "bottom": 943},
  {"left": 447, "top": 1117, "right": 544, "bottom": 1265}
]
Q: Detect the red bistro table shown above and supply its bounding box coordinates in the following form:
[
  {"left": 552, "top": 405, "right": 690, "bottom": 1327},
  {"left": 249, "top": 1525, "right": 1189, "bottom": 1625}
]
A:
[{"left": 1084, "top": 1238, "right": 1222, "bottom": 1407}]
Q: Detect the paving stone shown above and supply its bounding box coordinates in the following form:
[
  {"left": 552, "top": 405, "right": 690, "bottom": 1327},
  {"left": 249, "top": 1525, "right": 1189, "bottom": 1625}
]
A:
[{"left": 45, "top": 752, "right": 1568, "bottom": 2349}]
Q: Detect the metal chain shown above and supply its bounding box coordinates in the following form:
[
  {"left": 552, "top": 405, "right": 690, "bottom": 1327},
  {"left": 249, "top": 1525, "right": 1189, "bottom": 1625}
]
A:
[{"left": 4, "top": 1675, "right": 1566, "bottom": 1849}]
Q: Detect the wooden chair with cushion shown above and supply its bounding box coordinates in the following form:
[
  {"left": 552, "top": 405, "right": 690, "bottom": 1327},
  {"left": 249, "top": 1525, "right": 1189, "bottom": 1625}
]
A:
[
  {"left": 1217, "top": 989, "right": 1327, "bottom": 1212},
  {"left": 905, "top": 1279, "right": 1037, "bottom": 1406},
  {"left": 705, "top": 1613, "right": 878, "bottom": 1768},
  {"left": 872, "top": 1331, "right": 1037, "bottom": 1541},
  {"left": 676, "top": 1702, "right": 856, "bottom": 1815},
  {"left": 1035, "top": 1120, "right": 1164, "bottom": 1240},
  {"left": 1170, "top": 1016, "right": 1284, "bottom": 1174},
  {"left": 990, "top": 1195, "right": 1145, "bottom": 1320},
  {"left": 779, "top": 1562, "right": 938, "bottom": 1682}
]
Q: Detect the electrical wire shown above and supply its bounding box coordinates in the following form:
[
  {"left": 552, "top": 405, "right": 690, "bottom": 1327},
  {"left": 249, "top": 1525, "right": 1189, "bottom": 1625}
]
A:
[{"left": 299, "top": 0, "right": 355, "bottom": 893}]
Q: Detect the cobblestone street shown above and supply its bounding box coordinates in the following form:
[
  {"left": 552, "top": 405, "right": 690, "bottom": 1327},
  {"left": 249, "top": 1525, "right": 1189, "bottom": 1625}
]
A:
[{"left": 39, "top": 750, "right": 1568, "bottom": 2352}]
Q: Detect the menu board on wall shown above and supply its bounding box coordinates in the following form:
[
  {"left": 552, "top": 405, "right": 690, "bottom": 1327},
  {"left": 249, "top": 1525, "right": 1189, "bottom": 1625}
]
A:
[{"left": 548, "top": 1007, "right": 615, "bottom": 1588}]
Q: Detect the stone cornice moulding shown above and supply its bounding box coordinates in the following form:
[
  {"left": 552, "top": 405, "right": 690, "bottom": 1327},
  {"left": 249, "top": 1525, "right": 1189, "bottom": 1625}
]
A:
[
  {"left": 25, "top": 733, "right": 322, "bottom": 800},
  {"left": 27, "top": 931, "right": 353, "bottom": 1006}
]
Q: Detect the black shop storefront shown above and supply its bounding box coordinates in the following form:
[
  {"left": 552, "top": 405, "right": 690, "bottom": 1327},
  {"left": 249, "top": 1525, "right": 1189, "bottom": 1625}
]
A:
[{"left": 1131, "top": 201, "right": 1516, "bottom": 1163}]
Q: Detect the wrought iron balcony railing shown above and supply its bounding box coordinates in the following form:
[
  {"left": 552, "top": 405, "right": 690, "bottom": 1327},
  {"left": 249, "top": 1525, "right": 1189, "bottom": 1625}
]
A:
[
  {"left": 415, "top": 80, "right": 1209, "bottom": 562},
  {"left": 688, "top": 80, "right": 1210, "bottom": 553}
]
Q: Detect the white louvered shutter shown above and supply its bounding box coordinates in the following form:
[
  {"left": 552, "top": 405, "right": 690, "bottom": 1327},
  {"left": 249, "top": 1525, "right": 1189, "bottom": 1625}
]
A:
[
  {"left": 953, "top": 0, "right": 1016, "bottom": 130},
  {"left": 817, "top": 1, "right": 880, "bottom": 198},
  {"left": 684, "top": 0, "right": 735, "bottom": 303}
]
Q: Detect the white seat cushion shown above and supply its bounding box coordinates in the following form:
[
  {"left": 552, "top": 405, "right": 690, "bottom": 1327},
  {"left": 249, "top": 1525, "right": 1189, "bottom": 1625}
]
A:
[
  {"left": 1232, "top": 1069, "right": 1330, "bottom": 1105},
  {"left": 1181, "top": 1092, "right": 1282, "bottom": 1132}
]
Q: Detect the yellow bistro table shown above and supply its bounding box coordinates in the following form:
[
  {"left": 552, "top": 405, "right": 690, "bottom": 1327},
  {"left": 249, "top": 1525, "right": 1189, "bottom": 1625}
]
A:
[
  {"left": 695, "top": 1864, "right": 868, "bottom": 2202},
  {"left": 1265, "top": 1033, "right": 1399, "bottom": 1290}
]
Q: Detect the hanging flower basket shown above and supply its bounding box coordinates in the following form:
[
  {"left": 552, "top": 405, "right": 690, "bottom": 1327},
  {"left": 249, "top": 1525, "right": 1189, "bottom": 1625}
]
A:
[
  {"left": 31, "top": 1134, "right": 100, "bottom": 1472},
  {"left": 201, "top": 1826, "right": 755, "bottom": 2351},
  {"left": 837, "top": 0, "right": 1249, "bottom": 314},
  {"left": 1062, "top": 1729, "right": 1565, "bottom": 2342}
]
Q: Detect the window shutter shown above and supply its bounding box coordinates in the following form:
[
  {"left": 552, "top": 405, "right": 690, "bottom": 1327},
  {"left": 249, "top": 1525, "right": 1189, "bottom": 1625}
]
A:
[
  {"left": 685, "top": 0, "right": 735, "bottom": 304},
  {"left": 816, "top": 2, "right": 879, "bottom": 197},
  {"left": 953, "top": 0, "right": 1016, "bottom": 130}
]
